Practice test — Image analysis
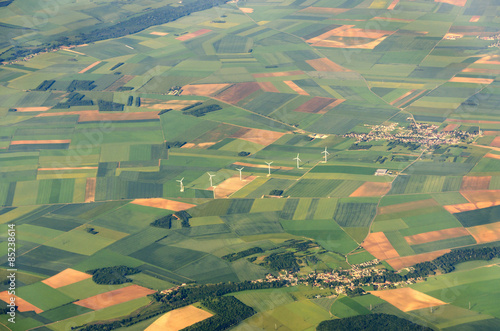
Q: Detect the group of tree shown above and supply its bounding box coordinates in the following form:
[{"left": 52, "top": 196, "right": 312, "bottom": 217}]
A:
[
  {"left": 75, "top": 280, "right": 287, "bottom": 331},
  {"left": 150, "top": 214, "right": 174, "bottom": 229},
  {"left": 222, "top": 247, "right": 264, "bottom": 262},
  {"left": 35, "top": 80, "right": 55, "bottom": 91},
  {"left": 183, "top": 104, "right": 222, "bottom": 117},
  {"left": 0, "top": 0, "right": 230, "bottom": 62},
  {"left": 183, "top": 296, "right": 256, "bottom": 331},
  {"left": 54, "top": 92, "right": 93, "bottom": 108},
  {"left": 98, "top": 100, "right": 124, "bottom": 112},
  {"left": 110, "top": 62, "right": 124, "bottom": 71},
  {"left": 158, "top": 108, "right": 172, "bottom": 115},
  {"left": 165, "top": 141, "right": 187, "bottom": 149},
  {"left": 316, "top": 314, "right": 432, "bottom": 331},
  {"left": 87, "top": 265, "right": 142, "bottom": 285},
  {"left": 127, "top": 96, "right": 134, "bottom": 106},
  {"left": 263, "top": 252, "right": 300, "bottom": 272},
  {"left": 175, "top": 210, "right": 192, "bottom": 228},
  {"left": 67, "top": 80, "right": 96, "bottom": 92}
]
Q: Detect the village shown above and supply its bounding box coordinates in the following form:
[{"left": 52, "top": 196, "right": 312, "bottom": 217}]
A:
[{"left": 343, "top": 121, "right": 480, "bottom": 147}]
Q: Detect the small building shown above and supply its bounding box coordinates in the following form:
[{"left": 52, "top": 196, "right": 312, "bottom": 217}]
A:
[{"left": 374, "top": 169, "right": 388, "bottom": 176}]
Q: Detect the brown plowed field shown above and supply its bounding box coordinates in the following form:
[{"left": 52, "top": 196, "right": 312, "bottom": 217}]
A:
[
  {"left": 369, "top": 287, "right": 446, "bottom": 312},
  {"left": 461, "top": 190, "right": 500, "bottom": 206},
  {"left": 213, "top": 175, "right": 257, "bottom": 198},
  {"left": 467, "top": 221, "right": 500, "bottom": 244},
  {"left": 490, "top": 136, "right": 500, "bottom": 147},
  {"left": 443, "top": 202, "right": 479, "bottom": 213},
  {"left": 0, "top": 292, "right": 43, "bottom": 313},
  {"left": 258, "top": 81, "right": 280, "bottom": 93},
  {"left": 435, "top": 0, "right": 467, "bottom": 6},
  {"left": 150, "top": 31, "right": 169, "bottom": 36},
  {"left": 181, "top": 84, "right": 229, "bottom": 96},
  {"left": 460, "top": 176, "right": 491, "bottom": 191},
  {"left": 79, "top": 61, "right": 101, "bottom": 74},
  {"left": 350, "top": 182, "right": 391, "bottom": 197},
  {"left": 253, "top": 70, "right": 304, "bottom": 78},
  {"left": 462, "top": 68, "right": 500, "bottom": 75},
  {"left": 299, "top": 7, "right": 349, "bottom": 14},
  {"left": 362, "top": 232, "right": 399, "bottom": 260},
  {"left": 239, "top": 7, "right": 254, "bottom": 13},
  {"left": 74, "top": 285, "right": 156, "bottom": 310},
  {"left": 404, "top": 227, "right": 470, "bottom": 246},
  {"left": 233, "top": 162, "right": 294, "bottom": 170},
  {"left": 15, "top": 107, "right": 51, "bottom": 112},
  {"left": 386, "top": 249, "right": 451, "bottom": 269},
  {"left": 145, "top": 305, "right": 213, "bottom": 331},
  {"left": 37, "top": 110, "right": 159, "bottom": 122},
  {"left": 140, "top": 99, "right": 201, "bottom": 110},
  {"left": 442, "top": 124, "right": 459, "bottom": 131},
  {"left": 283, "top": 80, "right": 309, "bottom": 95},
  {"left": 42, "top": 268, "right": 92, "bottom": 288},
  {"left": 11, "top": 139, "right": 71, "bottom": 145},
  {"left": 387, "top": 0, "right": 400, "bottom": 10},
  {"left": 85, "top": 177, "right": 96, "bottom": 203},
  {"left": 378, "top": 199, "right": 439, "bottom": 215},
  {"left": 449, "top": 77, "right": 494, "bottom": 84},
  {"left": 235, "top": 128, "right": 286, "bottom": 146},
  {"left": 214, "top": 82, "right": 261, "bottom": 104},
  {"left": 306, "top": 58, "right": 351, "bottom": 72},
  {"left": 485, "top": 153, "right": 500, "bottom": 160},
  {"left": 470, "top": 16, "right": 480, "bottom": 22},
  {"left": 175, "top": 29, "right": 212, "bottom": 41},
  {"left": 104, "top": 75, "right": 135, "bottom": 92},
  {"left": 390, "top": 90, "right": 414, "bottom": 106},
  {"left": 293, "top": 97, "right": 337, "bottom": 114},
  {"left": 131, "top": 198, "right": 196, "bottom": 211}
]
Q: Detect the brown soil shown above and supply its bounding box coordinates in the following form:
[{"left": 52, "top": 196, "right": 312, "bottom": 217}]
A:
[
  {"left": 369, "top": 287, "right": 446, "bottom": 312},
  {"left": 466, "top": 221, "right": 500, "bottom": 244},
  {"left": 258, "top": 81, "right": 280, "bottom": 93},
  {"left": 306, "top": 58, "right": 351, "bottom": 72},
  {"left": 233, "top": 162, "right": 294, "bottom": 170},
  {"left": 130, "top": 198, "right": 196, "bottom": 211},
  {"left": 37, "top": 110, "right": 160, "bottom": 122},
  {"left": 378, "top": 199, "right": 439, "bottom": 215},
  {"left": 283, "top": 80, "right": 309, "bottom": 95},
  {"left": 442, "top": 124, "right": 459, "bottom": 131},
  {"left": 435, "top": 0, "right": 468, "bottom": 6},
  {"left": 485, "top": 153, "right": 500, "bottom": 160},
  {"left": 181, "top": 84, "right": 229, "bottom": 96},
  {"left": 0, "top": 292, "right": 43, "bottom": 313},
  {"left": 362, "top": 232, "right": 399, "bottom": 260},
  {"left": 293, "top": 97, "right": 337, "bottom": 114},
  {"left": 15, "top": 107, "right": 51, "bottom": 112},
  {"left": 299, "top": 7, "right": 349, "bottom": 14},
  {"left": 490, "top": 136, "right": 500, "bottom": 147},
  {"left": 460, "top": 176, "right": 491, "bottom": 191},
  {"left": 404, "top": 227, "right": 470, "bottom": 246},
  {"left": 85, "top": 177, "right": 97, "bottom": 203},
  {"left": 78, "top": 61, "right": 102, "bottom": 74},
  {"left": 236, "top": 128, "right": 286, "bottom": 146},
  {"left": 11, "top": 139, "right": 71, "bottom": 145},
  {"left": 239, "top": 7, "right": 254, "bottom": 13},
  {"left": 74, "top": 285, "right": 156, "bottom": 310},
  {"left": 470, "top": 16, "right": 480, "bottom": 22},
  {"left": 42, "top": 268, "right": 92, "bottom": 288},
  {"left": 253, "top": 70, "right": 304, "bottom": 78},
  {"left": 175, "top": 29, "right": 212, "bottom": 41},
  {"left": 390, "top": 90, "right": 415, "bottom": 106},
  {"left": 443, "top": 202, "right": 479, "bottom": 213},
  {"left": 145, "top": 305, "right": 213, "bottom": 331},
  {"left": 387, "top": 0, "right": 400, "bottom": 10},
  {"left": 213, "top": 175, "right": 257, "bottom": 198},
  {"left": 461, "top": 190, "right": 500, "bottom": 209},
  {"left": 214, "top": 82, "right": 261, "bottom": 104},
  {"left": 449, "top": 77, "right": 494, "bottom": 84},
  {"left": 350, "top": 182, "right": 391, "bottom": 197},
  {"left": 150, "top": 32, "right": 169, "bottom": 36},
  {"left": 140, "top": 99, "right": 201, "bottom": 110},
  {"left": 386, "top": 249, "right": 451, "bottom": 269}
]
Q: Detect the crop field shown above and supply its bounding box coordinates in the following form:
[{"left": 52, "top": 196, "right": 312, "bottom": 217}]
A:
[{"left": 2, "top": 0, "right": 500, "bottom": 329}]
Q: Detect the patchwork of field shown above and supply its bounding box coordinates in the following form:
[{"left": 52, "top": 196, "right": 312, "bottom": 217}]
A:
[{"left": 1, "top": 0, "right": 500, "bottom": 329}]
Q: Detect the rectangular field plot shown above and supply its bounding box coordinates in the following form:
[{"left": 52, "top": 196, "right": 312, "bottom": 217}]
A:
[
  {"left": 222, "top": 212, "right": 283, "bottom": 236},
  {"left": 454, "top": 205, "right": 500, "bottom": 227},
  {"left": 333, "top": 201, "right": 378, "bottom": 227},
  {"left": 410, "top": 235, "right": 476, "bottom": 254},
  {"left": 285, "top": 179, "right": 343, "bottom": 197}
]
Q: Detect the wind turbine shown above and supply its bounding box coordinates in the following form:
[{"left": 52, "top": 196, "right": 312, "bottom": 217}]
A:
[
  {"left": 236, "top": 167, "right": 244, "bottom": 181},
  {"left": 176, "top": 177, "right": 184, "bottom": 192},
  {"left": 265, "top": 161, "right": 273, "bottom": 176},
  {"left": 322, "top": 146, "right": 330, "bottom": 163},
  {"left": 293, "top": 153, "right": 301, "bottom": 169},
  {"left": 207, "top": 172, "right": 216, "bottom": 187}
]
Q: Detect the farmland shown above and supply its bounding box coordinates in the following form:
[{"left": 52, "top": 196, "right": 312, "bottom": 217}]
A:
[{"left": 2, "top": 0, "right": 500, "bottom": 329}]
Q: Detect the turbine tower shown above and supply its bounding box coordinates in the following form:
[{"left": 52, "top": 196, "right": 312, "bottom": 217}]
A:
[
  {"left": 322, "top": 146, "right": 330, "bottom": 163},
  {"left": 176, "top": 177, "right": 184, "bottom": 192},
  {"left": 236, "top": 167, "right": 244, "bottom": 181},
  {"left": 265, "top": 161, "right": 273, "bottom": 176},
  {"left": 207, "top": 172, "right": 216, "bottom": 187},
  {"left": 293, "top": 153, "right": 301, "bottom": 169}
]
